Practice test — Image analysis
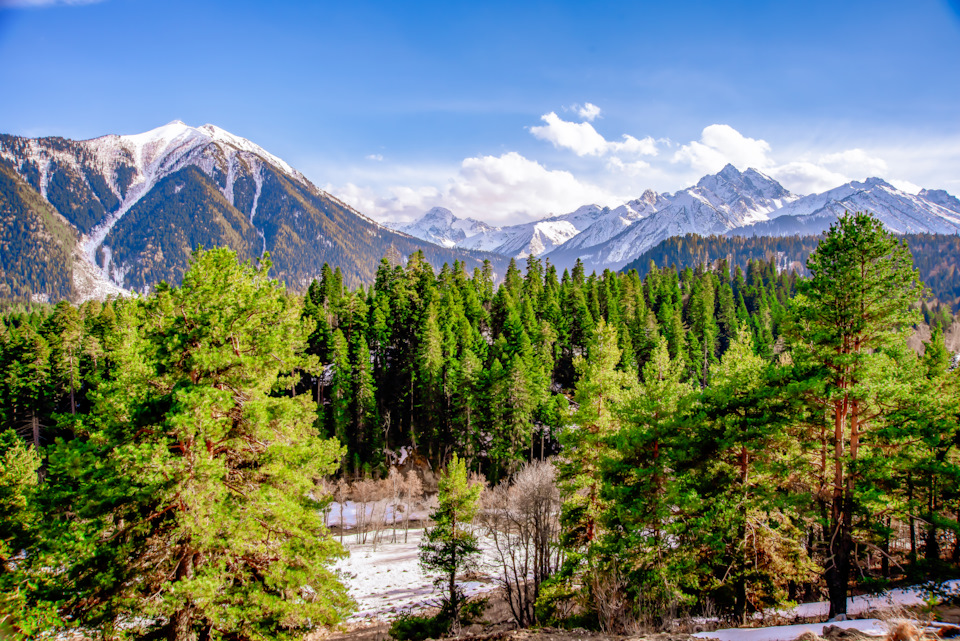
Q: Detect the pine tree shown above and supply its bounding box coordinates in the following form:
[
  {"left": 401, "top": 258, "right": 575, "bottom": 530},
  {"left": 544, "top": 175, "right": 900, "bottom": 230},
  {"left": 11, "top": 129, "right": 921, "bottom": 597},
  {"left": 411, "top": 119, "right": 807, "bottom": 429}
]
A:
[
  {"left": 419, "top": 453, "right": 483, "bottom": 629},
  {"left": 687, "top": 327, "right": 815, "bottom": 622},
  {"left": 787, "top": 212, "right": 924, "bottom": 617},
  {"left": 599, "top": 334, "right": 694, "bottom": 622},
  {"left": 18, "top": 249, "right": 353, "bottom": 639}
]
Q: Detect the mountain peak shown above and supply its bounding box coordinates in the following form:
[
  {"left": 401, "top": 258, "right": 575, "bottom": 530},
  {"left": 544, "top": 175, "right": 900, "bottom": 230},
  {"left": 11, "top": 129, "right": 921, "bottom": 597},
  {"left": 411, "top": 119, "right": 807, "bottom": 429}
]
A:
[
  {"left": 423, "top": 206, "right": 456, "bottom": 222},
  {"left": 718, "top": 163, "right": 742, "bottom": 178},
  {"left": 862, "top": 176, "right": 893, "bottom": 189},
  {"left": 919, "top": 189, "right": 960, "bottom": 215}
]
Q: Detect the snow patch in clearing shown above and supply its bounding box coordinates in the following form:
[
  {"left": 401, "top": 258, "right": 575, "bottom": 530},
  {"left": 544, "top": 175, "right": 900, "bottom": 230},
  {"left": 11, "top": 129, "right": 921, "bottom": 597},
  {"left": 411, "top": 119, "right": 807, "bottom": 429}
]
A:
[
  {"left": 696, "top": 618, "right": 888, "bottom": 641},
  {"left": 334, "top": 527, "right": 501, "bottom": 622}
]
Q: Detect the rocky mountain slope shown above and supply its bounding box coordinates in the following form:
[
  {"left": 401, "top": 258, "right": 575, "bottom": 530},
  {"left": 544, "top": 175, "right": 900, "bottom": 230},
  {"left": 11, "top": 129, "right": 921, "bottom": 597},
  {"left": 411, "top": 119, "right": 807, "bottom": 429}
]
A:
[{"left": 0, "top": 122, "right": 507, "bottom": 301}]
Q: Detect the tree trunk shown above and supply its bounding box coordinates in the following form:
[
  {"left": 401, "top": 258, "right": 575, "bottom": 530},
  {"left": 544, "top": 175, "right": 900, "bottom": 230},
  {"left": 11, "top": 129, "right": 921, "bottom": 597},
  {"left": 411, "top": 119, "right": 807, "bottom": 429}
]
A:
[
  {"left": 168, "top": 550, "right": 197, "bottom": 641},
  {"left": 881, "top": 517, "right": 890, "bottom": 579},
  {"left": 952, "top": 506, "right": 960, "bottom": 565},
  {"left": 69, "top": 352, "right": 76, "bottom": 415},
  {"left": 907, "top": 473, "right": 917, "bottom": 566},
  {"left": 449, "top": 540, "right": 459, "bottom": 627},
  {"left": 925, "top": 479, "right": 940, "bottom": 567},
  {"left": 827, "top": 395, "right": 850, "bottom": 619},
  {"left": 734, "top": 565, "right": 747, "bottom": 624}
]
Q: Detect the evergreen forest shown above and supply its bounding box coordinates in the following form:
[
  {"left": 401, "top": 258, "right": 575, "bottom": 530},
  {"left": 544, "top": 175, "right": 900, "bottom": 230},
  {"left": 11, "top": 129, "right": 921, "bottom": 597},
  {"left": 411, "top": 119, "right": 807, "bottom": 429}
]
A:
[{"left": 1, "top": 212, "right": 958, "bottom": 639}]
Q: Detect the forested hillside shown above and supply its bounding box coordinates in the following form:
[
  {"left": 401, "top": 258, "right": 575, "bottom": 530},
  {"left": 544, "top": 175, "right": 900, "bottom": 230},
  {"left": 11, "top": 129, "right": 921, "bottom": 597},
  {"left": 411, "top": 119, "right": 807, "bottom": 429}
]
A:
[
  {"left": 0, "top": 164, "right": 75, "bottom": 301},
  {"left": 1, "top": 213, "right": 958, "bottom": 638},
  {"left": 622, "top": 231, "right": 960, "bottom": 308}
]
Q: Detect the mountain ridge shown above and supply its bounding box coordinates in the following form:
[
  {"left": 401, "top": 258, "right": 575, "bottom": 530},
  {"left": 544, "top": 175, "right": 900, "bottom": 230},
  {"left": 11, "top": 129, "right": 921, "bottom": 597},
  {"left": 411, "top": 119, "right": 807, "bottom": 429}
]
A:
[
  {"left": 0, "top": 122, "right": 509, "bottom": 301},
  {"left": 395, "top": 164, "right": 960, "bottom": 273}
]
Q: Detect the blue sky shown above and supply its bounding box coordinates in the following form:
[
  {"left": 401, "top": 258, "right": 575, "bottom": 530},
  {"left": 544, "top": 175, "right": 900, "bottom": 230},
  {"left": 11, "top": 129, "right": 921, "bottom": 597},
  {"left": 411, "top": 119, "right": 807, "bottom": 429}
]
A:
[{"left": 1, "top": 0, "right": 959, "bottom": 224}]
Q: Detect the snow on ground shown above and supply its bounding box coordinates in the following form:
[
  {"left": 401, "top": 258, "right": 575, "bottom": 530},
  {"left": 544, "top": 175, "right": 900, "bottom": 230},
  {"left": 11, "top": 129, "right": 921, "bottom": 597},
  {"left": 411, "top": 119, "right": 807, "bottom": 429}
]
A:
[
  {"left": 697, "top": 618, "right": 888, "bottom": 641},
  {"left": 777, "top": 579, "right": 960, "bottom": 620},
  {"left": 693, "top": 580, "right": 960, "bottom": 641},
  {"left": 333, "top": 527, "right": 502, "bottom": 622}
]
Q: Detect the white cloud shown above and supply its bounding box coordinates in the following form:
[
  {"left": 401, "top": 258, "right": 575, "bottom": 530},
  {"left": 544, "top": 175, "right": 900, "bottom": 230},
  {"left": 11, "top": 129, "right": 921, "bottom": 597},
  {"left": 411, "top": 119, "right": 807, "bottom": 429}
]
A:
[
  {"left": 672, "top": 124, "right": 773, "bottom": 174},
  {"left": 530, "top": 112, "right": 610, "bottom": 156},
  {"left": 818, "top": 148, "right": 888, "bottom": 178},
  {"left": 329, "top": 152, "right": 621, "bottom": 225},
  {"left": 573, "top": 102, "right": 602, "bottom": 121},
  {"left": 615, "top": 134, "right": 658, "bottom": 156},
  {"left": 365, "top": 154, "right": 384, "bottom": 161},
  {"left": 606, "top": 157, "right": 652, "bottom": 176},
  {"left": 764, "top": 148, "right": 895, "bottom": 195},
  {"left": 530, "top": 112, "right": 657, "bottom": 158},
  {"left": 888, "top": 179, "right": 921, "bottom": 194},
  {"left": 766, "top": 161, "right": 849, "bottom": 195},
  {"left": 670, "top": 125, "right": 914, "bottom": 197},
  {"left": 447, "top": 152, "right": 617, "bottom": 222}
]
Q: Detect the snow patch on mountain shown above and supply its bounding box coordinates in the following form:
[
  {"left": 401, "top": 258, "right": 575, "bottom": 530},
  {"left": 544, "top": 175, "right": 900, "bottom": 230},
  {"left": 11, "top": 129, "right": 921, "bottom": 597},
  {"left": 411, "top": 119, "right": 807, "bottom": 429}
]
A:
[{"left": 249, "top": 160, "right": 266, "bottom": 256}]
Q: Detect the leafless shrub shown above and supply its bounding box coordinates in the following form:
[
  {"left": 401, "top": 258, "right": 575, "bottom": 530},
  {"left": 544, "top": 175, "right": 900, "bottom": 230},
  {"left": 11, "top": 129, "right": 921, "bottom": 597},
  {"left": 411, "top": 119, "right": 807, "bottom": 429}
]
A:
[
  {"left": 387, "top": 466, "right": 404, "bottom": 543},
  {"left": 354, "top": 477, "right": 380, "bottom": 543},
  {"left": 479, "top": 459, "right": 563, "bottom": 627},
  {"left": 333, "top": 478, "right": 349, "bottom": 545},
  {"left": 315, "top": 477, "right": 334, "bottom": 529},
  {"left": 402, "top": 470, "right": 424, "bottom": 543},
  {"left": 589, "top": 564, "right": 637, "bottom": 635}
]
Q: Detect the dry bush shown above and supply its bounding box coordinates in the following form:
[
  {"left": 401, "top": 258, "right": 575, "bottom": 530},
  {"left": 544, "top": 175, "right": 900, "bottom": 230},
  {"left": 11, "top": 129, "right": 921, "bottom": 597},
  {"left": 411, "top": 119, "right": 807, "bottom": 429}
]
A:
[
  {"left": 354, "top": 477, "right": 381, "bottom": 543},
  {"left": 402, "top": 469, "right": 424, "bottom": 543},
  {"left": 333, "top": 478, "right": 349, "bottom": 544},
  {"left": 479, "top": 459, "right": 563, "bottom": 628}
]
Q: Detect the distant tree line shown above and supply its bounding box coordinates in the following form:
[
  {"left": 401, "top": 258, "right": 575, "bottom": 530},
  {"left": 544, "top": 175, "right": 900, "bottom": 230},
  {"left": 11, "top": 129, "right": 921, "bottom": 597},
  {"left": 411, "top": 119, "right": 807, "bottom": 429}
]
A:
[{"left": 622, "top": 231, "right": 960, "bottom": 311}]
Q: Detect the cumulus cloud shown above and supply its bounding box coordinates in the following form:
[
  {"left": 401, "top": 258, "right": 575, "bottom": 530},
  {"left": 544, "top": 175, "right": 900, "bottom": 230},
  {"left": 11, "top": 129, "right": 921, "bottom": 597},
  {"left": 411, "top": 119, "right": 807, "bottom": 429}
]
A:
[
  {"left": 329, "top": 152, "right": 621, "bottom": 225},
  {"left": 446, "top": 152, "right": 617, "bottom": 222},
  {"left": 672, "top": 124, "right": 773, "bottom": 174},
  {"left": 764, "top": 148, "right": 893, "bottom": 195},
  {"left": 530, "top": 113, "right": 610, "bottom": 156},
  {"left": 530, "top": 112, "right": 657, "bottom": 157},
  {"left": 670, "top": 125, "right": 908, "bottom": 196},
  {"left": 766, "top": 161, "right": 849, "bottom": 195},
  {"left": 572, "top": 102, "right": 602, "bottom": 121},
  {"left": 818, "top": 148, "right": 888, "bottom": 178},
  {"left": 888, "top": 179, "right": 922, "bottom": 194}
]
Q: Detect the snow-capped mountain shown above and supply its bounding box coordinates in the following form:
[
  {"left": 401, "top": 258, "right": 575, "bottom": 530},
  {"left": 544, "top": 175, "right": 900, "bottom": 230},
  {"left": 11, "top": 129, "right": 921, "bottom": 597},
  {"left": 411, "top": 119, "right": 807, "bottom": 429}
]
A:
[
  {"left": 399, "top": 200, "right": 656, "bottom": 259},
  {"left": 457, "top": 205, "right": 607, "bottom": 257},
  {"left": 0, "top": 122, "right": 507, "bottom": 300},
  {"left": 388, "top": 207, "right": 495, "bottom": 248},
  {"left": 737, "top": 177, "right": 960, "bottom": 238},
  {"left": 545, "top": 165, "right": 800, "bottom": 271}
]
